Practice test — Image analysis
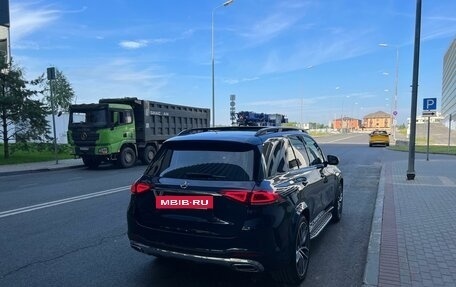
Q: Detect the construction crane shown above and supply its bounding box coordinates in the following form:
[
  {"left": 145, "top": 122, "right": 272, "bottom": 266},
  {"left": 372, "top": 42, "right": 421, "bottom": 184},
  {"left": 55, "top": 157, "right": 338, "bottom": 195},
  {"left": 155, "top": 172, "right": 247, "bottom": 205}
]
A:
[{"left": 236, "top": 111, "right": 288, "bottom": 127}]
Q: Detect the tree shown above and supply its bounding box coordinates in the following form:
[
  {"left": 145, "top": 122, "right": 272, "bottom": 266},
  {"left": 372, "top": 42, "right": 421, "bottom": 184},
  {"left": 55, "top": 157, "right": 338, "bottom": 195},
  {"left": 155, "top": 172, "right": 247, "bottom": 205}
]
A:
[
  {"left": 0, "top": 62, "right": 49, "bottom": 159},
  {"left": 41, "top": 68, "right": 75, "bottom": 113}
]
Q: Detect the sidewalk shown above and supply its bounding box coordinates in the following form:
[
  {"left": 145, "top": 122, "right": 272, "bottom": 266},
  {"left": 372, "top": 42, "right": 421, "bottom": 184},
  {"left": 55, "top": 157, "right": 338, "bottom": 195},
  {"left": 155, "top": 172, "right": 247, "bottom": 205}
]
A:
[
  {"left": 0, "top": 158, "right": 84, "bottom": 176},
  {"left": 363, "top": 156, "right": 456, "bottom": 287}
]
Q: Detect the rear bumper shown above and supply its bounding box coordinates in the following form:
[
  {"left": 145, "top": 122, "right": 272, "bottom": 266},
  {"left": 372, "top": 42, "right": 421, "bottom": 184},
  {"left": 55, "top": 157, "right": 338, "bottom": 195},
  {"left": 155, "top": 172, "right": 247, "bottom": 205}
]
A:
[
  {"left": 127, "top": 215, "right": 293, "bottom": 272},
  {"left": 369, "top": 141, "right": 389, "bottom": 145},
  {"left": 130, "top": 240, "right": 264, "bottom": 272},
  {"left": 127, "top": 195, "right": 296, "bottom": 271}
]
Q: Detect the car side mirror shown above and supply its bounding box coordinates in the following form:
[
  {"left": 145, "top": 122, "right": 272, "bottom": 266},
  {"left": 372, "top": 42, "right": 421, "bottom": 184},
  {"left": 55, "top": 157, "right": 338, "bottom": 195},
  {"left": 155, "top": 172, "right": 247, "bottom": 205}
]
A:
[{"left": 326, "top": 155, "right": 339, "bottom": 166}]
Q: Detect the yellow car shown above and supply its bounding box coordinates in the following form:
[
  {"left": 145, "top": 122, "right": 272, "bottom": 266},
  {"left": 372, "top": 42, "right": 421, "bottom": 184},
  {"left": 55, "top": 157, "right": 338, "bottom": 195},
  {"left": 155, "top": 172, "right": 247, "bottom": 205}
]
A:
[{"left": 369, "top": 130, "right": 390, "bottom": 147}]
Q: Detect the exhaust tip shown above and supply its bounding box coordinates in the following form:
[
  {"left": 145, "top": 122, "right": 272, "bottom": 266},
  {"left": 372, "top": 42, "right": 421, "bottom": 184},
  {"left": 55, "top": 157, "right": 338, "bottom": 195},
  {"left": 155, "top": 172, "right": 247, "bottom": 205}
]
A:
[
  {"left": 232, "top": 263, "right": 261, "bottom": 272},
  {"left": 130, "top": 244, "right": 144, "bottom": 253}
]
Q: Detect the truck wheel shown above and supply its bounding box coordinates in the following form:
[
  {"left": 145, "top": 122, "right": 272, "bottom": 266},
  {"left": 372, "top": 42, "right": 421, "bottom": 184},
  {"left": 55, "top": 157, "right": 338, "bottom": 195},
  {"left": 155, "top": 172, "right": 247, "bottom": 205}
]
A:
[
  {"left": 140, "top": 145, "right": 156, "bottom": 165},
  {"left": 118, "top": 147, "right": 136, "bottom": 168},
  {"left": 271, "top": 216, "right": 310, "bottom": 285},
  {"left": 82, "top": 156, "right": 100, "bottom": 169}
]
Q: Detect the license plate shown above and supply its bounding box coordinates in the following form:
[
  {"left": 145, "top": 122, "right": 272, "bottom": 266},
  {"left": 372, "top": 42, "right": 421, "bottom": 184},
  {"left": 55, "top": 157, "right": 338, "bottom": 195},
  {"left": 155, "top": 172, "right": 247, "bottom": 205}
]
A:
[
  {"left": 155, "top": 195, "right": 214, "bottom": 209},
  {"left": 80, "top": 147, "right": 89, "bottom": 151}
]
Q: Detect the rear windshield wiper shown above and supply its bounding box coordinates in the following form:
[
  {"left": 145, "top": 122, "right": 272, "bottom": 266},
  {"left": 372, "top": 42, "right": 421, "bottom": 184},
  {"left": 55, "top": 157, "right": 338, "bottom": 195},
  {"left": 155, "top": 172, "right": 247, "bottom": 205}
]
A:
[{"left": 184, "top": 172, "right": 226, "bottom": 180}]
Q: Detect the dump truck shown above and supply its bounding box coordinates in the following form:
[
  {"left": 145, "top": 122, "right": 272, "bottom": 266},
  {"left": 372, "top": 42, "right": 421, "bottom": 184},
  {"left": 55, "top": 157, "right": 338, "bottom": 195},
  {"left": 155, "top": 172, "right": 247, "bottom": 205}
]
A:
[
  {"left": 236, "top": 111, "right": 288, "bottom": 127},
  {"left": 68, "top": 98, "right": 210, "bottom": 168}
]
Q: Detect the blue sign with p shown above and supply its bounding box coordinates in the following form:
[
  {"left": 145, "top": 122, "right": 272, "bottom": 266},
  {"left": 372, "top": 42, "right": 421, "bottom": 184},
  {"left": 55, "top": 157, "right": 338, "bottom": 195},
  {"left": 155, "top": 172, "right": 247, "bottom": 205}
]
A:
[{"left": 423, "top": 98, "right": 437, "bottom": 111}]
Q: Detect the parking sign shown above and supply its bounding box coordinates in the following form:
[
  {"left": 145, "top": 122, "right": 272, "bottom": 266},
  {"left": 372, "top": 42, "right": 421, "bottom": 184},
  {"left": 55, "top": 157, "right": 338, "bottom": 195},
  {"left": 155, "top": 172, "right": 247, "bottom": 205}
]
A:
[{"left": 423, "top": 98, "right": 437, "bottom": 111}]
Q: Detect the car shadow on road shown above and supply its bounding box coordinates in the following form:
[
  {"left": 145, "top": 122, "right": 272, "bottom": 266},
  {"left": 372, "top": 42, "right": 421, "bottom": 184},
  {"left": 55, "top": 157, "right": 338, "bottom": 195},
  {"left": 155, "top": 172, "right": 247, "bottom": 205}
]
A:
[{"left": 135, "top": 256, "right": 288, "bottom": 287}]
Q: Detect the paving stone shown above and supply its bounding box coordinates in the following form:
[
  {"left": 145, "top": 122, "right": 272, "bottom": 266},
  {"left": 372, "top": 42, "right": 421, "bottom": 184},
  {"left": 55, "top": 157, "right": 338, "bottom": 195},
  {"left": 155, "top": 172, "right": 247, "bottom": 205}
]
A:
[{"left": 374, "top": 159, "right": 456, "bottom": 287}]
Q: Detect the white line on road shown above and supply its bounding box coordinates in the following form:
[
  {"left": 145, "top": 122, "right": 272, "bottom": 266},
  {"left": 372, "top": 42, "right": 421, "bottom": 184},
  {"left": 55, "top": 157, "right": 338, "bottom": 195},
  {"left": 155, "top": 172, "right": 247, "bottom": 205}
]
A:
[
  {"left": 320, "top": 135, "right": 362, "bottom": 143},
  {"left": 0, "top": 186, "right": 130, "bottom": 219},
  {"left": 19, "top": 183, "right": 38, "bottom": 188}
]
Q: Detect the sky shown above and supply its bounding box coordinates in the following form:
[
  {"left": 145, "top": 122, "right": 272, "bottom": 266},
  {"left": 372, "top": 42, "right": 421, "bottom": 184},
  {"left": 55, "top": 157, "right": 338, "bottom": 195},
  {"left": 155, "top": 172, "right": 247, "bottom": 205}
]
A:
[{"left": 7, "top": 0, "right": 456, "bottom": 126}]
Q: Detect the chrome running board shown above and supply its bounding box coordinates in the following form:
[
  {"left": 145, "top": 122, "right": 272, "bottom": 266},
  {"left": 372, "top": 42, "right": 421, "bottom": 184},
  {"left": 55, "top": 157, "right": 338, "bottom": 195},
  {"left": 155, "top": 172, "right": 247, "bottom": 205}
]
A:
[{"left": 309, "top": 207, "right": 333, "bottom": 239}]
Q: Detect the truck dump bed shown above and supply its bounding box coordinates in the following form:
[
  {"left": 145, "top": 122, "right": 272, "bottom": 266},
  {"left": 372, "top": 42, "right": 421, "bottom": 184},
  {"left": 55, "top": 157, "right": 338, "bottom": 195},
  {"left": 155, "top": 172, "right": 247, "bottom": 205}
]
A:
[{"left": 99, "top": 98, "right": 210, "bottom": 142}]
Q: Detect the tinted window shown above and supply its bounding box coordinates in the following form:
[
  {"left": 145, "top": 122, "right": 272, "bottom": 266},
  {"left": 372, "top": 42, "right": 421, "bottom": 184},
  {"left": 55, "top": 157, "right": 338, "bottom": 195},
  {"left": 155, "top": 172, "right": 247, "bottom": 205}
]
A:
[
  {"left": 147, "top": 142, "right": 254, "bottom": 181},
  {"left": 110, "top": 110, "right": 133, "bottom": 125},
  {"left": 70, "top": 109, "right": 107, "bottom": 127},
  {"left": 302, "top": 136, "right": 325, "bottom": 165},
  {"left": 288, "top": 136, "right": 310, "bottom": 168},
  {"left": 371, "top": 130, "right": 388, "bottom": 135},
  {"left": 262, "top": 138, "right": 297, "bottom": 177}
]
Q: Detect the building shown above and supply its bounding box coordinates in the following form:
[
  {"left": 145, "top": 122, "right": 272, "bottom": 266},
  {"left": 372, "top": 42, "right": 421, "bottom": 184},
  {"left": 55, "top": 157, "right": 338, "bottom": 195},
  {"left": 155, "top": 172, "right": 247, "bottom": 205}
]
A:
[
  {"left": 46, "top": 113, "right": 73, "bottom": 144},
  {"left": 333, "top": 117, "right": 361, "bottom": 131},
  {"left": 363, "top": 111, "right": 391, "bottom": 130},
  {"left": 442, "top": 38, "right": 456, "bottom": 129},
  {"left": 413, "top": 112, "right": 444, "bottom": 124},
  {"left": 0, "top": 0, "right": 10, "bottom": 65}
]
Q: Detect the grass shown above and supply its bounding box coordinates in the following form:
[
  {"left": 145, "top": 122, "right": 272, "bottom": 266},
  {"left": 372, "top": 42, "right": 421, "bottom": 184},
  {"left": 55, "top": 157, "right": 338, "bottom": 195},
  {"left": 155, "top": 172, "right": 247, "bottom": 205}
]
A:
[
  {"left": 308, "top": 131, "right": 331, "bottom": 137},
  {"left": 0, "top": 143, "right": 74, "bottom": 165},
  {"left": 389, "top": 144, "right": 456, "bottom": 156}
]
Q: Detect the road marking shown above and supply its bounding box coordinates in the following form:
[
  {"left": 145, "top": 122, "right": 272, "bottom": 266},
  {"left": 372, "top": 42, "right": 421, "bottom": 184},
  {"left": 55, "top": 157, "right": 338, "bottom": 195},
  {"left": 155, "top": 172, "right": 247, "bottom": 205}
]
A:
[
  {"left": 19, "top": 183, "right": 38, "bottom": 188},
  {"left": 320, "top": 135, "right": 362, "bottom": 143},
  {"left": 0, "top": 186, "right": 130, "bottom": 219}
]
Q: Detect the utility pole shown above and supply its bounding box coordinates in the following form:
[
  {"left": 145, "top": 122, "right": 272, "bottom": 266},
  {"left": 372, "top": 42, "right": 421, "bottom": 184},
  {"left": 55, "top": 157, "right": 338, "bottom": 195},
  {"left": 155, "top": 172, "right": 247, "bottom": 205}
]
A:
[
  {"left": 47, "top": 67, "right": 58, "bottom": 164},
  {"left": 406, "top": 0, "right": 422, "bottom": 180}
]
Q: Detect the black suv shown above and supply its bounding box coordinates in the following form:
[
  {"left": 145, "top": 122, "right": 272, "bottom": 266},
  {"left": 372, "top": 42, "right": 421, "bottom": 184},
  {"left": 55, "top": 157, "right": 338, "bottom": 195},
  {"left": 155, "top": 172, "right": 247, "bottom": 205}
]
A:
[{"left": 127, "top": 127, "right": 343, "bottom": 285}]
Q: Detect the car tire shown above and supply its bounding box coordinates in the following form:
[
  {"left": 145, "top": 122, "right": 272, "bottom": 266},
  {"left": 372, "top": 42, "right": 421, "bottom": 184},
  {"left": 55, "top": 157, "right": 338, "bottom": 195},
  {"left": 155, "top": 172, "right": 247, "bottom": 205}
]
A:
[
  {"left": 271, "top": 216, "right": 310, "bottom": 285},
  {"left": 332, "top": 181, "right": 343, "bottom": 223},
  {"left": 140, "top": 145, "right": 156, "bottom": 165},
  {"left": 118, "top": 146, "right": 136, "bottom": 168}
]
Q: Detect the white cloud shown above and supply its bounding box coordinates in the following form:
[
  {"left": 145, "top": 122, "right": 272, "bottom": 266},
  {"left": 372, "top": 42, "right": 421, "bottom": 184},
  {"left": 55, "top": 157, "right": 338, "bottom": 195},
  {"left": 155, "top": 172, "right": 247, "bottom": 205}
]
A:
[
  {"left": 223, "top": 76, "right": 260, "bottom": 85},
  {"left": 119, "top": 34, "right": 188, "bottom": 49},
  {"left": 10, "top": 3, "right": 61, "bottom": 41},
  {"left": 259, "top": 28, "right": 374, "bottom": 75},
  {"left": 119, "top": 40, "right": 149, "bottom": 49},
  {"left": 69, "top": 59, "right": 173, "bottom": 103},
  {"left": 10, "top": 3, "right": 87, "bottom": 42}
]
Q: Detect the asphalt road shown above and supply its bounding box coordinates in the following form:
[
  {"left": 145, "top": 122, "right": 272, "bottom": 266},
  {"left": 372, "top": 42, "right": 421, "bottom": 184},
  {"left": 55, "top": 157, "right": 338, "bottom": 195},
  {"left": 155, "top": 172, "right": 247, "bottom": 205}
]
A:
[{"left": 0, "top": 133, "right": 386, "bottom": 287}]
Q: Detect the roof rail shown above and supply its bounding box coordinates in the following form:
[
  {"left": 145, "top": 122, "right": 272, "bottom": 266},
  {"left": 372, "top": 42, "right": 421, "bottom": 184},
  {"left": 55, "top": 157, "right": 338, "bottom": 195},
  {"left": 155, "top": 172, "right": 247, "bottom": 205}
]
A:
[
  {"left": 177, "top": 126, "right": 265, "bottom": 136},
  {"left": 177, "top": 126, "right": 307, "bottom": 137},
  {"left": 254, "top": 127, "right": 308, "bottom": 136}
]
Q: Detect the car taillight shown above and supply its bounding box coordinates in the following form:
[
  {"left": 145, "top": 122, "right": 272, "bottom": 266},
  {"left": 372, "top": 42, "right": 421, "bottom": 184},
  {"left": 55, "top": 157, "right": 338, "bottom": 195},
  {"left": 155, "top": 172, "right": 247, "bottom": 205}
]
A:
[
  {"left": 221, "top": 190, "right": 280, "bottom": 205},
  {"left": 221, "top": 190, "right": 249, "bottom": 203},
  {"left": 131, "top": 182, "right": 153, "bottom": 194},
  {"left": 251, "top": 191, "right": 280, "bottom": 205}
]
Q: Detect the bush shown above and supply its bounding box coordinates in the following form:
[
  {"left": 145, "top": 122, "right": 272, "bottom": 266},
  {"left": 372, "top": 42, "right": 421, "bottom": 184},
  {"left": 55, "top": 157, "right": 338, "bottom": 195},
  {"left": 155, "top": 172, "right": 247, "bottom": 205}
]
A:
[{"left": 8, "top": 142, "right": 72, "bottom": 155}]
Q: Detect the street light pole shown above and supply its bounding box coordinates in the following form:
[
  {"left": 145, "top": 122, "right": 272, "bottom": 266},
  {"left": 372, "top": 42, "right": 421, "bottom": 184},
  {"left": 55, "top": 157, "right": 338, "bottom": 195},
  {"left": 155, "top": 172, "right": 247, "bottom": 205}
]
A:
[
  {"left": 211, "top": 0, "right": 233, "bottom": 127},
  {"left": 47, "top": 67, "right": 58, "bottom": 164},
  {"left": 379, "top": 43, "right": 399, "bottom": 140},
  {"left": 393, "top": 47, "right": 399, "bottom": 140},
  {"left": 407, "top": 0, "right": 422, "bottom": 180},
  {"left": 341, "top": 95, "right": 349, "bottom": 133}
]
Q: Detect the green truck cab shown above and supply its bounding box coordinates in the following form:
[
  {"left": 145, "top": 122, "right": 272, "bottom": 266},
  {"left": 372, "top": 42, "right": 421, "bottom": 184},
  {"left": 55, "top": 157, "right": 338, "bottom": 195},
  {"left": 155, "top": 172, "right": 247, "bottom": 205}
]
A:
[{"left": 68, "top": 98, "right": 210, "bottom": 169}]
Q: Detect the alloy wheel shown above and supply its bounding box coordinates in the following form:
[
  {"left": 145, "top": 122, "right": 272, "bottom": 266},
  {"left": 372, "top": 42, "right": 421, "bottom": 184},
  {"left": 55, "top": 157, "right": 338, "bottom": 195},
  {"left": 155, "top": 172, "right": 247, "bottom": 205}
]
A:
[{"left": 295, "top": 221, "right": 310, "bottom": 277}]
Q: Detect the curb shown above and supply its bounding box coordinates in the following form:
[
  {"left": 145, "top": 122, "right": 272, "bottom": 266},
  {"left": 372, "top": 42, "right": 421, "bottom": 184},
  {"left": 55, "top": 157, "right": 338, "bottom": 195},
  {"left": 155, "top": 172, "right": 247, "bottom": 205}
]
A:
[
  {"left": 0, "top": 164, "right": 84, "bottom": 177},
  {"left": 362, "top": 162, "right": 385, "bottom": 287}
]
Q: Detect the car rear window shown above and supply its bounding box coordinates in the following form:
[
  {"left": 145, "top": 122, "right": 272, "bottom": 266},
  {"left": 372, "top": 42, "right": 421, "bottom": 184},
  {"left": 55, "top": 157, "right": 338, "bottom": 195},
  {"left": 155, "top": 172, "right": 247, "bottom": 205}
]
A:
[
  {"left": 371, "top": 131, "right": 388, "bottom": 135},
  {"left": 146, "top": 141, "right": 255, "bottom": 181}
]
